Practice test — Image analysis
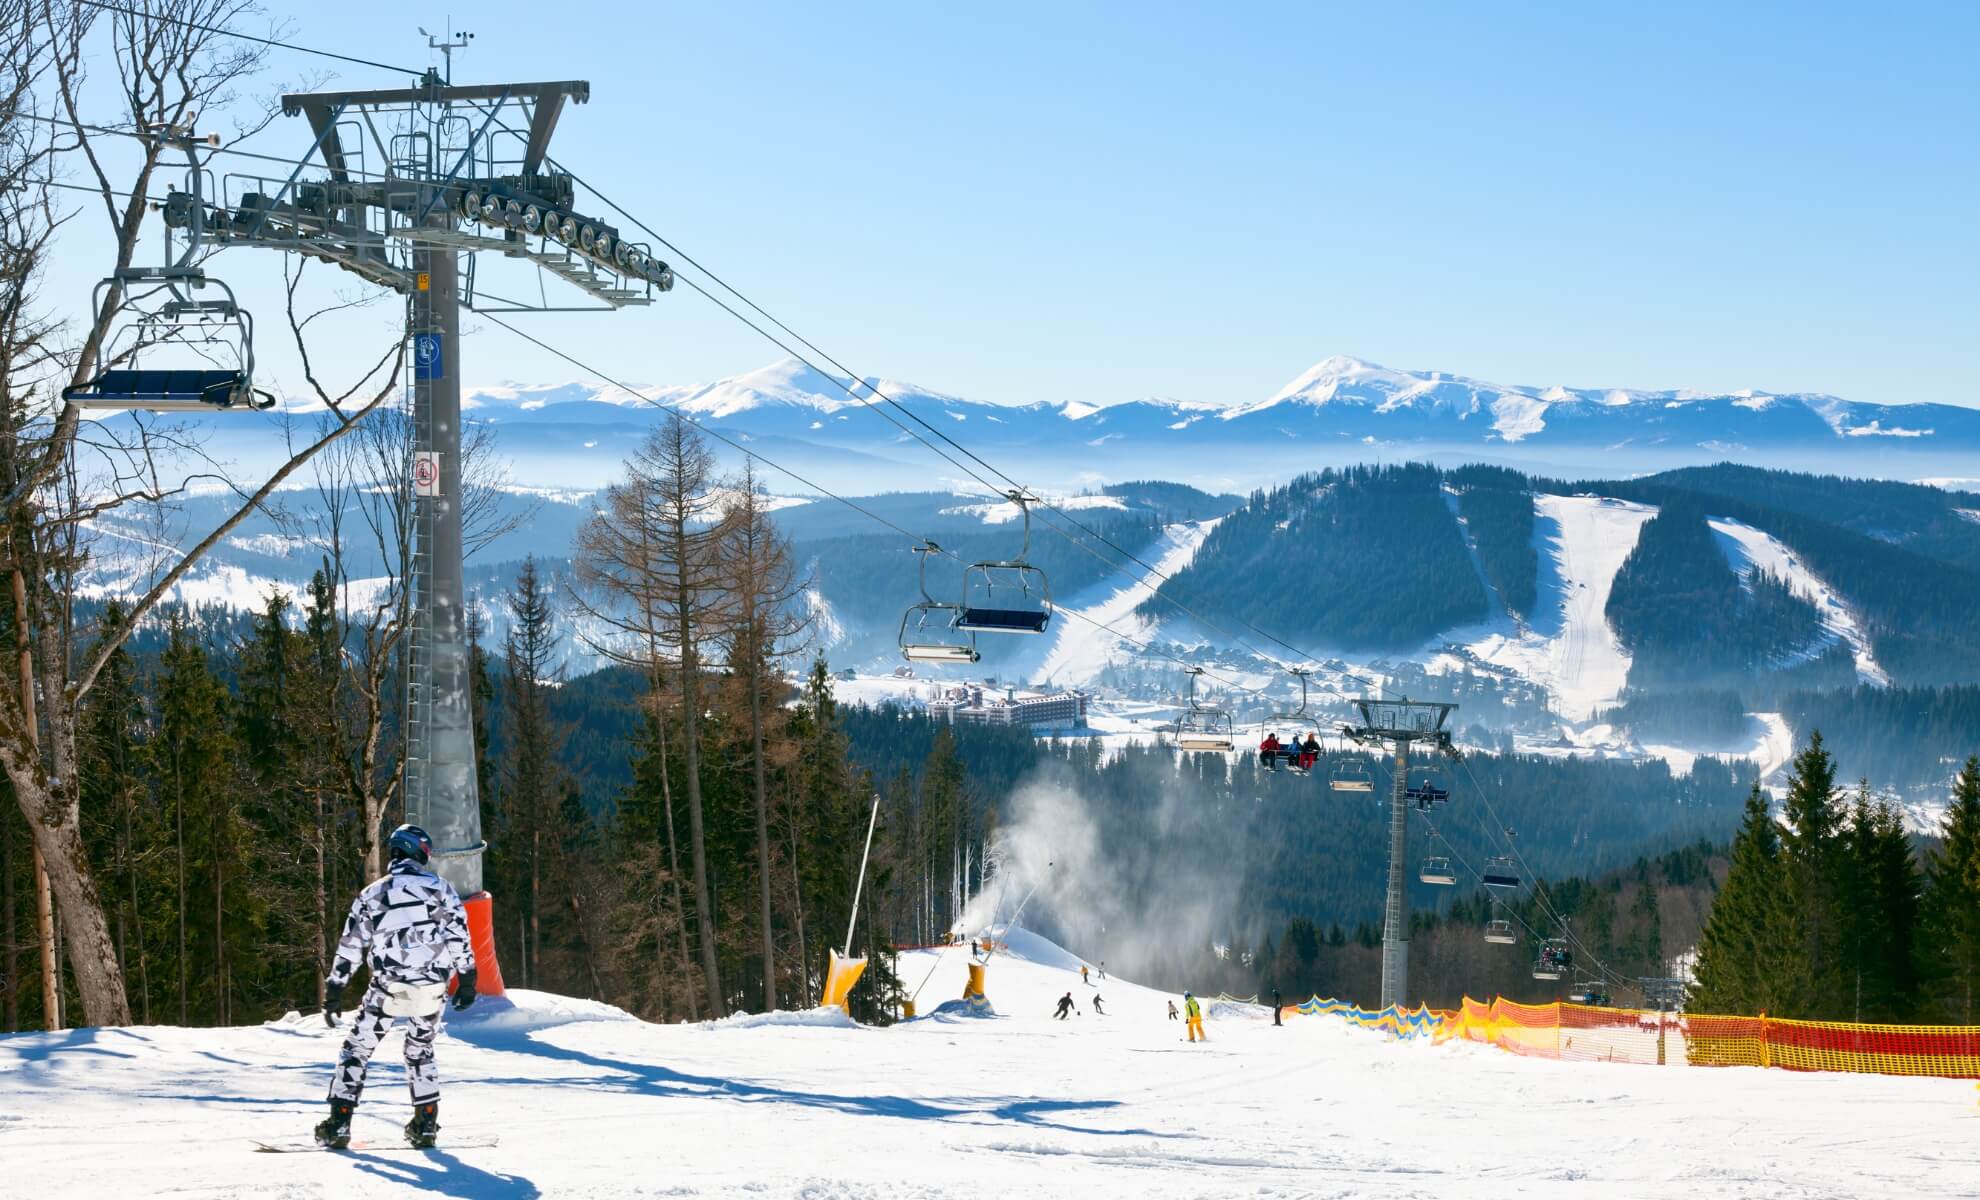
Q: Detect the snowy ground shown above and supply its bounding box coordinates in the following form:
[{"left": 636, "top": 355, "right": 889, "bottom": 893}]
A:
[
  {"left": 5, "top": 930, "right": 1977, "bottom": 1198},
  {"left": 1462, "top": 494, "right": 1657, "bottom": 721}
]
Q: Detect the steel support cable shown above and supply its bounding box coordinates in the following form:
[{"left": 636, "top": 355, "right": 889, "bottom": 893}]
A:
[
  {"left": 75, "top": 0, "right": 426, "bottom": 76},
  {"left": 1447, "top": 750, "right": 1637, "bottom": 992},
  {"left": 522, "top": 145, "right": 1363, "bottom": 692},
  {"left": 478, "top": 311, "right": 1275, "bottom": 703},
  {"left": 93, "top": 0, "right": 1356, "bottom": 698}
]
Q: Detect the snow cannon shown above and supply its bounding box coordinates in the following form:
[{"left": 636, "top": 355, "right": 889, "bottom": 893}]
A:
[
  {"left": 963, "top": 962, "right": 991, "bottom": 1013},
  {"left": 822, "top": 949, "right": 868, "bottom": 1011}
]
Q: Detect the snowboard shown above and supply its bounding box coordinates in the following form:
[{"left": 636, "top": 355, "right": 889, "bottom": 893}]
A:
[{"left": 254, "top": 1134, "right": 499, "bottom": 1153}]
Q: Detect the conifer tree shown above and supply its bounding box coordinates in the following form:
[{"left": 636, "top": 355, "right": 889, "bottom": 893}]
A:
[
  {"left": 1690, "top": 787, "right": 1796, "bottom": 1013},
  {"left": 1776, "top": 732, "right": 1842, "bottom": 1012},
  {"left": 1922, "top": 757, "right": 1980, "bottom": 1021}
]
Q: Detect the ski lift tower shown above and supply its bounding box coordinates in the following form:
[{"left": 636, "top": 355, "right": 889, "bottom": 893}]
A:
[
  {"left": 177, "top": 56, "right": 676, "bottom": 996},
  {"left": 1341, "top": 697, "right": 1460, "bottom": 1010}
]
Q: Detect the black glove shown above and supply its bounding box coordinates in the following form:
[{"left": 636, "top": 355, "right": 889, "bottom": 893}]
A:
[
  {"left": 323, "top": 980, "right": 345, "bottom": 1028},
  {"left": 451, "top": 968, "right": 478, "bottom": 1012}
]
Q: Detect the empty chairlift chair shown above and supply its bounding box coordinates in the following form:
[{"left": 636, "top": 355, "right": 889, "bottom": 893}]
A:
[
  {"left": 1483, "top": 919, "right": 1518, "bottom": 945},
  {"left": 1481, "top": 855, "right": 1521, "bottom": 890},
  {"left": 897, "top": 542, "right": 980, "bottom": 664},
  {"left": 1174, "top": 666, "right": 1234, "bottom": 753},
  {"left": 1329, "top": 759, "right": 1375, "bottom": 794},
  {"left": 954, "top": 491, "right": 1051, "bottom": 635},
  {"left": 1418, "top": 856, "right": 1456, "bottom": 885},
  {"left": 64, "top": 269, "right": 270, "bottom": 413},
  {"left": 63, "top": 139, "right": 270, "bottom": 414}
]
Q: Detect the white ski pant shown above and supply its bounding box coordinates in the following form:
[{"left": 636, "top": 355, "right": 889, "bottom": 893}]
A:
[{"left": 328, "top": 984, "right": 443, "bottom": 1106}]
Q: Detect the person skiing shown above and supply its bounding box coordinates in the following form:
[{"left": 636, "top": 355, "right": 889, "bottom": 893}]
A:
[
  {"left": 1080, "top": 964, "right": 1090, "bottom": 985},
  {"left": 1167, "top": 1000, "right": 1179, "bottom": 1021},
  {"left": 1272, "top": 987, "right": 1283, "bottom": 1027},
  {"left": 1092, "top": 994, "right": 1106, "bottom": 1016},
  {"left": 315, "top": 824, "right": 478, "bottom": 1150},
  {"left": 1098, "top": 962, "right": 1107, "bottom": 979},
  {"left": 1184, "top": 991, "right": 1205, "bottom": 1042},
  {"left": 1054, "top": 992, "right": 1077, "bottom": 1020}
]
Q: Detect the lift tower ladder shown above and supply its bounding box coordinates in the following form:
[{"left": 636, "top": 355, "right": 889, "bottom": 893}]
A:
[{"left": 175, "top": 62, "right": 678, "bottom": 995}]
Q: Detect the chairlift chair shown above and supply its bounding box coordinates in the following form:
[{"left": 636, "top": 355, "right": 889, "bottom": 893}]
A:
[
  {"left": 1174, "top": 666, "right": 1234, "bottom": 753},
  {"left": 1405, "top": 778, "right": 1450, "bottom": 811},
  {"left": 1266, "top": 667, "right": 1324, "bottom": 775},
  {"left": 1418, "top": 856, "right": 1456, "bottom": 886},
  {"left": 64, "top": 274, "right": 270, "bottom": 412},
  {"left": 954, "top": 491, "right": 1052, "bottom": 635},
  {"left": 1483, "top": 919, "right": 1517, "bottom": 945},
  {"left": 63, "top": 129, "right": 270, "bottom": 414},
  {"left": 1568, "top": 980, "right": 1610, "bottom": 1006},
  {"left": 1532, "top": 937, "right": 1572, "bottom": 981},
  {"left": 1481, "top": 855, "right": 1521, "bottom": 890},
  {"left": 1329, "top": 759, "right": 1375, "bottom": 793},
  {"left": 897, "top": 542, "right": 980, "bottom": 664}
]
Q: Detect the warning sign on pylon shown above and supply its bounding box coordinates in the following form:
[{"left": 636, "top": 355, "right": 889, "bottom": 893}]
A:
[{"left": 413, "top": 451, "right": 441, "bottom": 497}]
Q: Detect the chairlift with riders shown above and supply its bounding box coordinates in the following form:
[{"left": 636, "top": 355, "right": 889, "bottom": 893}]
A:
[{"left": 1258, "top": 667, "right": 1323, "bottom": 775}]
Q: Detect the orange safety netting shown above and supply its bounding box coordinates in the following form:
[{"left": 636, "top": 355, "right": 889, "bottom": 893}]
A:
[
  {"left": 1432, "top": 996, "right": 1980, "bottom": 1078},
  {"left": 1437, "top": 997, "right": 1670, "bottom": 1065}
]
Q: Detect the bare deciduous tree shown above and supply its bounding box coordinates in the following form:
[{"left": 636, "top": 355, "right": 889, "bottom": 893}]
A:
[{"left": 0, "top": 2, "right": 404, "bottom": 1025}]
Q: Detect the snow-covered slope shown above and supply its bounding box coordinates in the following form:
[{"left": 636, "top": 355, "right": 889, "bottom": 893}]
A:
[
  {"left": 3, "top": 929, "right": 1974, "bottom": 1198},
  {"left": 1707, "top": 517, "right": 1889, "bottom": 685},
  {"left": 1032, "top": 519, "right": 1218, "bottom": 686},
  {"left": 1464, "top": 495, "right": 1658, "bottom": 720}
]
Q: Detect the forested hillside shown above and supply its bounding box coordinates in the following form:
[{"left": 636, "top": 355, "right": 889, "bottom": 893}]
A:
[
  {"left": 1142, "top": 464, "right": 1489, "bottom": 650},
  {"left": 1577, "top": 470, "right": 1980, "bottom": 685},
  {"left": 1448, "top": 467, "right": 1538, "bottom": 620},
  {"left": 1603, "top": 499, "right": 1829, "bottom": 688}
]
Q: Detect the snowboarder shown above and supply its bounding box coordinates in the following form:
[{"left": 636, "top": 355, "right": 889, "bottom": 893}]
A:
[
  {"left": 1272, "top": 988, "right": 1282, "bottom": 1027},
  {"left": 1184, "top": 991, "right": 1205, "bottom": 1042},
  {"left": 1054, "top": 992, "right": 1077, "bottom": 1020},
  {"left": 315, "top": 824, "right": 478, "bottom": 1150},
  {"left": 1092, "top": 994, "right": 1106, "bottom": 1015},
  {"left": 1167, "top": 1000, "right": 1179, "bottom": 1021}
]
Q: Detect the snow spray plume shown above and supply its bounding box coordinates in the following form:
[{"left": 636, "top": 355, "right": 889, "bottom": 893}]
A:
[{"left": 960, "top": 753, "right": 1252, "bottom": 990}]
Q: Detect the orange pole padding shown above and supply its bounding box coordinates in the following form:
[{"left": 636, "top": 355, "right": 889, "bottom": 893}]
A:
[{"left": 461, "top": 890, "right": 506, "bottom": 998}]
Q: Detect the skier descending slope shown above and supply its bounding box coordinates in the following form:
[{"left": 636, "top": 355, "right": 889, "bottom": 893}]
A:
[{"left": 315, "top": 825, "right": 478, "bottom": 1150}]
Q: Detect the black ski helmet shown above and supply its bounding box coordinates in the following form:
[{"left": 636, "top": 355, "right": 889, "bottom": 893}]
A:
[{"left": 388, "top": 824, "right": 433, "bottom": 865}]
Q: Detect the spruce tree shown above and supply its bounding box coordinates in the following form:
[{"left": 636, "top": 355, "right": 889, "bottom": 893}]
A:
[
  {"left": 1923, "top": 757, "right": 1980, "bottom": 1021},
  {"left": 1776, "top": 732, "right": 1842, "bottom": 1014},
  {"left": 1690, "top": 786, "right": 1796, "bottom": 1013}
]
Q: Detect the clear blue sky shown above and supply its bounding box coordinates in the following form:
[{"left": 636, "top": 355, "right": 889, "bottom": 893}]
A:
[{"left": 203, "top": 3, "right": 1980, "bottom": 407}]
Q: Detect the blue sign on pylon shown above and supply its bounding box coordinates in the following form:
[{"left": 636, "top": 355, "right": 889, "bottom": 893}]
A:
[{"left": 414, "top": 333, "right": 443, "bottom": 381}]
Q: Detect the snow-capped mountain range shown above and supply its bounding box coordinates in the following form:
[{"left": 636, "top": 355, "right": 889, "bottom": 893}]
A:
[{"left": 188, "top": 354, "right": 1978, "bottom": 495}]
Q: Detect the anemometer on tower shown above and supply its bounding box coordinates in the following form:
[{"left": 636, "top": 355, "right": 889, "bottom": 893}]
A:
[{"left": 70, "top": 34, "right": 679, "bottom": 997}]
